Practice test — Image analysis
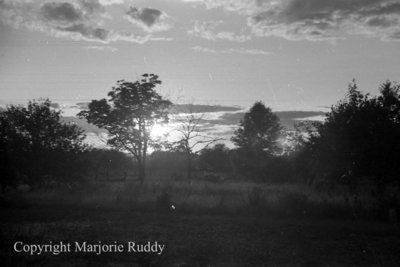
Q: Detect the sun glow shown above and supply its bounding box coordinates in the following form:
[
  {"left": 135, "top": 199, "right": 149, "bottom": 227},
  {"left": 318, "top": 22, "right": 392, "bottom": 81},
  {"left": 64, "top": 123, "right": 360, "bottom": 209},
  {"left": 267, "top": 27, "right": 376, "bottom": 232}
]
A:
[{"left": 150, "top": 123, "right": 171, "bottom": 139}]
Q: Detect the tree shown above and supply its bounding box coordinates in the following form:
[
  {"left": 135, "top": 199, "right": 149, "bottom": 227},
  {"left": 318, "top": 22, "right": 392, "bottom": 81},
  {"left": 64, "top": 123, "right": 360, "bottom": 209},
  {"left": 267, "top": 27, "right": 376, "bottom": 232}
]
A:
[
  {"left": 78, "top": 74, "right": 172, "bottom": 183},
  {"left": 167, "top": 107, "right": 223, "bottom": 180},
  {"left": 304, "top": 80, "right": 400, "bottom": 199},
  {"left": 0, "top": 99, "right": 87, "bottom": 186},
  {"left": 232, "top": 101, "right": 282, "bottom": 154}
]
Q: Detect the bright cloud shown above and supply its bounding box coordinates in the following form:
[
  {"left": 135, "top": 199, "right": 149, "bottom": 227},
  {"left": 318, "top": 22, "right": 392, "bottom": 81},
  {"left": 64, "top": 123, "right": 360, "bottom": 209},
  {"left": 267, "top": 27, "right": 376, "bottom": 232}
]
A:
[
  {"left": 180, "top": 0, "right": 400, "bottom": 41},
  {"left": 188, "top": 20, "right": 250, "bottom": 42},
  {"left": 248, "top": 0, "right": 400, "bottom": 41},
  {"left": 125, "top": 7, "right": 171, "bottom": 32},
  {"left": 98, "top": 0, "right": 124, "bottom": 6},
  {"left": 0, "top": 0, "right": 172, "bottom": 44},
  {"left": 192, "top": 46, "right": 218, "bottom": 53},
  {"left": 84, "top": 45, "right": 118, "bottom": 52},
  {"left": 192, "top": 46, "right": 271, "bottom": 55},
  {"left": 179, "top": 0, "right": 258, "bottom": 15}
]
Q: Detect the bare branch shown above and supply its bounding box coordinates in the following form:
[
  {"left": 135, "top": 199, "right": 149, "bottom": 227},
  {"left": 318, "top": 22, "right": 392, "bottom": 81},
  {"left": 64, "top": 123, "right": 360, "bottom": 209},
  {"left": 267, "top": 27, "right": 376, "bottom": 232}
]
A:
[{"left": 167, "top": 103, "right": 225, "bottom": 180}]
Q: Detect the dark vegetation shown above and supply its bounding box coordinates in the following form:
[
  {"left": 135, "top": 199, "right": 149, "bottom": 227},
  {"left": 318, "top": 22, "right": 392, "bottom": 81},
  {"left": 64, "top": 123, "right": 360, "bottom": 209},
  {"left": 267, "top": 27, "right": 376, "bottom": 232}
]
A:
[
  {"left": 0, "top": 99, "right": 88, "bottom": 187},
  {"left": 77, "top": 74, "right": 172, "bottom": 183},
  {"left": 1, "top": 75, "right": 400, "bottom": 266}
]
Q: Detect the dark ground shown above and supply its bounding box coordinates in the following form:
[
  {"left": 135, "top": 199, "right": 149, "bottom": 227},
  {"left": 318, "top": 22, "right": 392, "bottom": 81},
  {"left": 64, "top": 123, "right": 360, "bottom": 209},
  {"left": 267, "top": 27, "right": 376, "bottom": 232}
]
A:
[{"left": 1, "top": 205, "right": 400, "bottom": 267}]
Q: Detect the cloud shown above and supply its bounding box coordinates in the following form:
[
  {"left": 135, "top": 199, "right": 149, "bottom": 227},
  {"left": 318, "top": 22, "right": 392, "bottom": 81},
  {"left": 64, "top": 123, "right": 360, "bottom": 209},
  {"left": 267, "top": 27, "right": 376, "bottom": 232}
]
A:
[
  {"left": 39, "top": 1, "right": 108, "bottom": 23},
  {"left": 78, "top": 0, "right": 106, "bottom": 15},
  {"left": 110, "top": 31, "right": 172, "bottom": 43},
  {"left": 40, "top": 2, "right": 83, "bottom": 23},
  {"left": 384, "top": 31, "right": 400, "bottom": 41},
  {"left": 181, "top": 0, "right": 400, "bottom": 41},
  {"left": 192, "top": 46, "right": 271, "bottom": 55},
  {"left": 56, "top": 23, "right": 109, "bottom": 41},
  {"left": 246, "top": 0, "right": 400, "bottom": 41},
  {"left": 366, "top": 16, "right": 398, "bottom": 28},
  {"left": 98, "top": 0, "right": 124, "bottom": 6},
  {"left": 192, "top": 46, "right": 218, "bottom": 53},
  {"left": 125, "top": 7, "right": 170, "bottom": 32},
  {"left": 224, "top": 48, "right": 272, "bottom": 55},
  {"left": 188, "top": 20, "right": 251, "bottom": 42},
  {"left": 179, "top": 0, "right": 258, "bottom": 15},
  {"left": 262, "top": 0, "right": 400, "bottom": 41},
  {"left": 0, "top": 1, "right": 108, "bottom": 42},
  {"left": 0, "top": 0, "right": 172, "bottom": 44},
  {"left": 200, "top": 110, "right": 326, "bottom": 131},
  {"left": 85, "top": 45, "right": 118, "bottom": 52}
]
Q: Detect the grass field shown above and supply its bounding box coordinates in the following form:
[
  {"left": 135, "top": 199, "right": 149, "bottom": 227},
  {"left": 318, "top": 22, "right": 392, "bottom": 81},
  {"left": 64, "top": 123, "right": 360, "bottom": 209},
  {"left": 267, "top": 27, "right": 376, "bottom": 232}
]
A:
[{"left": 1, "top": 180, "right": 400, "bottom": 266}]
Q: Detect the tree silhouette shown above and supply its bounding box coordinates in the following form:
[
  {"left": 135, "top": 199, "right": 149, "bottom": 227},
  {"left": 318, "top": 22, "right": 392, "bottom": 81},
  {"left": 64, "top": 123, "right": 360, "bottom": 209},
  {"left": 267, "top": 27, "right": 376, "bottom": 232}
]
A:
[
  {"left": 168, "top": 109, "right": 222, "bottom": 180},
  {"left": 0, "top": 99, "right": 87, "bottom": 186},
  {"left": 305, "top": 80, "right": 400, "bottom": 199},
  {"left": 232, "top": 101, "right": 282, "bottom": 154},
  {"left": 78, "top": 74, "right": 172, "bottom": 183}
]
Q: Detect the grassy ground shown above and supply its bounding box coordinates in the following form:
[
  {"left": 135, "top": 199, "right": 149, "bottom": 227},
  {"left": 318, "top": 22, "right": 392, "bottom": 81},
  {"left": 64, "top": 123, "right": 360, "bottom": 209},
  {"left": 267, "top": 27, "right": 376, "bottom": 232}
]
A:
[{"left": 1, "top": 180, "right": 400, "bottom": 266}]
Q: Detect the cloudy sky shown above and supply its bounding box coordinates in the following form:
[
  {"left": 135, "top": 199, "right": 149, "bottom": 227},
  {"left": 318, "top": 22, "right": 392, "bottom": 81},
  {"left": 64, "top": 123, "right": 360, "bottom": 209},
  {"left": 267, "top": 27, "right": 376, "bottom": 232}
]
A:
[{"left": 1, "top": 0, "right": 400, "bottom": 110}]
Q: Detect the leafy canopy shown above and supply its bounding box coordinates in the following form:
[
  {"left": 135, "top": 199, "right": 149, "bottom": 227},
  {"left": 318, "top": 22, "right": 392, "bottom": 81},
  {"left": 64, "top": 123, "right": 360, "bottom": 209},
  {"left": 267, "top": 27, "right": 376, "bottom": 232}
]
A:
[
  {"left": 0, "top": 99, "right": 87, "bottom": 185},
  {"left": 78, "top": 73, "right": 172, "bottom": 161},
  {"left": 305, "top": 80, "right": 400, "bottom": 191},
  {"left": 0, "top": 99, "right": 86, "bottom": 154},
  {"left": 232, "top": 101, "right": 282, "bottom": 154}
]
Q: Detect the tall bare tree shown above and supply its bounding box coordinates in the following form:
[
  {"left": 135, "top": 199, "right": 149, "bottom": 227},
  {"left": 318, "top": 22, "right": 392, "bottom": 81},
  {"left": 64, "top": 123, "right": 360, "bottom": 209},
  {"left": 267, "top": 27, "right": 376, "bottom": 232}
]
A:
[{"left": 168, "top": 106, "right": 223, "bottom": 180}]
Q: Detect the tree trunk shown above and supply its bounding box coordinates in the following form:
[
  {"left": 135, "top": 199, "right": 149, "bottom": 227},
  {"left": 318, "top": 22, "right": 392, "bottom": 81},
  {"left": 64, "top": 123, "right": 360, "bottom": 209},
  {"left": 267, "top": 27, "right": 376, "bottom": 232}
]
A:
[
  {"left": 106, "top": 162, "right": 109, "bottom": 181},
  {"left": 187, "top": 153, "right": 192, "bottom": 181},
  {"left": 138, "top": 164, "right": 145, "bottom": 184}
]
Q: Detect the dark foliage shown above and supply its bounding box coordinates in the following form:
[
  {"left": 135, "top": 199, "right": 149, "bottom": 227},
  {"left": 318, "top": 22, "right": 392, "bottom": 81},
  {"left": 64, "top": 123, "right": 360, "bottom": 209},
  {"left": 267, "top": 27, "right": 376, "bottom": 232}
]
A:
[
  {"left": 232, "top": 101, "right": 282, "bottom": 155},
  {"left": 229, "top": 102, "right": 290, "bottom": 182},
  {"left": 299, "top": 80, "right": 400, "bottom": 199},
  {"left": 0, "top": 99, "right": 88, "bottom": 187},
  {"left": 78, "top": 74, "right": 172, "bottom": 183}
]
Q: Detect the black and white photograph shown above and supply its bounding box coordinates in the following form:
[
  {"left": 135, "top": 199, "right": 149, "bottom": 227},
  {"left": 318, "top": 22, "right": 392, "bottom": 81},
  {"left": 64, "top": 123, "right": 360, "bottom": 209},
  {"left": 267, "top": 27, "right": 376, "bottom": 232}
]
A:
[{"left": 1, "top": 0, "right": 400, "bottom": 266}]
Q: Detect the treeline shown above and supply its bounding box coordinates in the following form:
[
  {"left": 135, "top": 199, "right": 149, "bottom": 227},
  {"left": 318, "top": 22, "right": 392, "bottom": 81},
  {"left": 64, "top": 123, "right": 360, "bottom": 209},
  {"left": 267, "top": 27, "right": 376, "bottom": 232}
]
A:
[
  {"left": 0, "top": 99, "right": 87, "bottom": 187},
  {"left": 210, "top": 80, "right": 400, "bottom": 202},
  {"left": 219, "top": 80, "right": 400, "bottom": 202},
  {"left": 0, "top": 99, "right": 135, "bottom": 188},
  {"left": 1, "top": 76, "right": 399, "bottom": 204}
]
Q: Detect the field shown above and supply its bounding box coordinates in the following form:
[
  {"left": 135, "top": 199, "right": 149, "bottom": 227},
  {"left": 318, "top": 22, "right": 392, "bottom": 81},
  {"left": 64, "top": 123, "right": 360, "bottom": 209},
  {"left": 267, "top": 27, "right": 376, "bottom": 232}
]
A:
[{"left": 1, "top": 179, "right": 400, "bottom": 266}]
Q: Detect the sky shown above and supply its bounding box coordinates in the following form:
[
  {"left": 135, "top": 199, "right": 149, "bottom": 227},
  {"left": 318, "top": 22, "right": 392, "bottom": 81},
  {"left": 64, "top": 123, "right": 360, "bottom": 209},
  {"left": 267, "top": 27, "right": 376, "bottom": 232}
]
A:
[{"left": 1, "top": 0, "right": 400, "bottom": 111}]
